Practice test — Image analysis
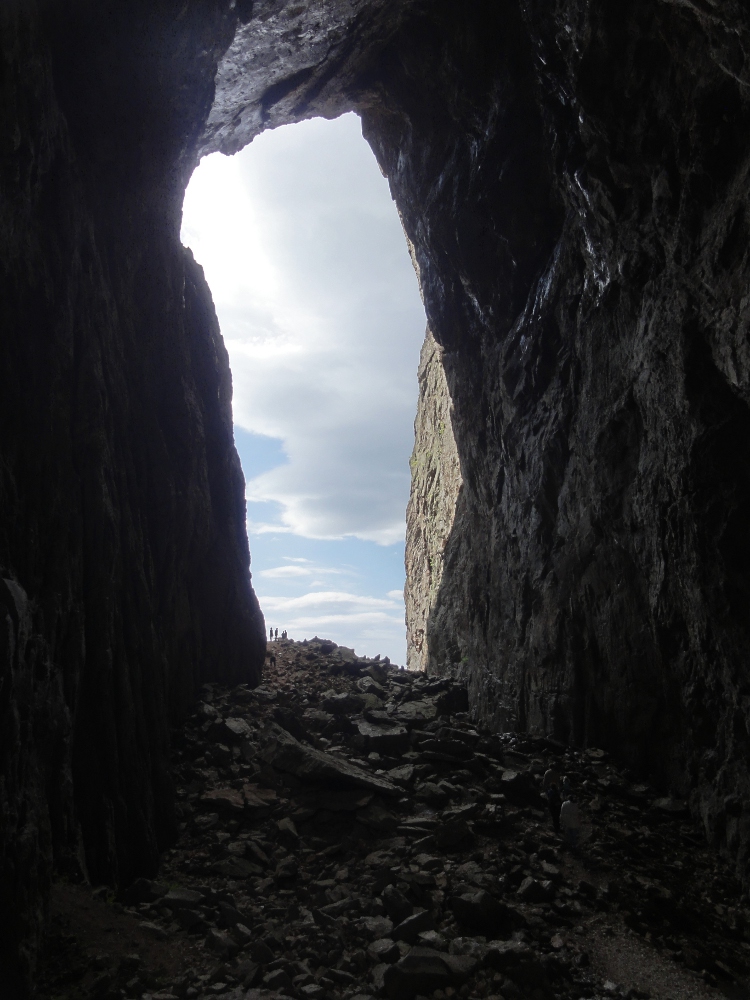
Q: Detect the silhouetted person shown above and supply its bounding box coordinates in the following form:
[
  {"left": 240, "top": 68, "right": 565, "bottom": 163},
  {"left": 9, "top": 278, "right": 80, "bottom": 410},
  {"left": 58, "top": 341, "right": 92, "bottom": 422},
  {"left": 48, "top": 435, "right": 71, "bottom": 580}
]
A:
[
  {"left": 268, "top": 650, "right": 276, "bottom": 668},
  {"left": 546, "top": 781, "right": 562, "bottom": 834},
  {"left": 543, "top": 768, "right": 559, "bottom": 792},
  {"left": 560, "top": 796, "right": 581, "bottom": 847},
  {"left": 269, "top": 626, "right": 274, "bottom": 641},
  {"left": 282, "top": 629, "right": 287, "bottom": 640},
  {"left": 275, "top": 628, "right": 278, "bottom": 640}
]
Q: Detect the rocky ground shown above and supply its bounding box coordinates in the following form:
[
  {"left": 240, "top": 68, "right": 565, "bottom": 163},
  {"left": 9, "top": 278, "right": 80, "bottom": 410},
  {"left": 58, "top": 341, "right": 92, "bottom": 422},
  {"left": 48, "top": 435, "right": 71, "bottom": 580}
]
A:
[{"left": 35, "top": 640, "right": 750, "bottom": 1000}]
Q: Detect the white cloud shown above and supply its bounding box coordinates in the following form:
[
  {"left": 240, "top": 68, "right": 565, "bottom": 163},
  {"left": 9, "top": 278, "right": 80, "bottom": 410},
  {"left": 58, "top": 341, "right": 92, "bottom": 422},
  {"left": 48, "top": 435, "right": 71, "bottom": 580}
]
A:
[
  {"left": 264, "top": 590, "right": 399, "bottom": 610},
  {"left": 387, "top": 589, "right": 404, "bottom": 599},
  {"left": 259, "top": 565, "right": 312, "bottom": 579},
  {"left": 181, "top": 113, "right": 425, "bottom": 544},
  {"left": 258, "top": 562, "right": 348, "bottom": 579},
  {"left": 262, "top": 589, "right": 406, "bottom": 662}
]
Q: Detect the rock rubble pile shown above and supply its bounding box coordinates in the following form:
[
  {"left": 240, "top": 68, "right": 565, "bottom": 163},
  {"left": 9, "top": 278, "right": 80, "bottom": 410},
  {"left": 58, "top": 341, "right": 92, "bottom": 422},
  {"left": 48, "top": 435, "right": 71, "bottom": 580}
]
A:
[{"left": 38, "top": 640, "right": 750, "bottom": 1000}]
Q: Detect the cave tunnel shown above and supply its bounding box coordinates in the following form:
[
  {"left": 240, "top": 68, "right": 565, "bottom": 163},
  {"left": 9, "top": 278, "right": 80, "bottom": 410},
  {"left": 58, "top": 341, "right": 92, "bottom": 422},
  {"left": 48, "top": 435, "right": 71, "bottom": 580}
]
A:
[{"left": 3, "top": 0, "right": 750, "bottom": 993}]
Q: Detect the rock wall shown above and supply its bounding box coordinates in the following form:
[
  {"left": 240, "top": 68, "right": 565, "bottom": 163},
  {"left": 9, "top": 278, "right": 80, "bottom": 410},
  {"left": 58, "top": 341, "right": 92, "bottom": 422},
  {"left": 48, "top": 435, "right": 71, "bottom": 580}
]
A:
[
  {"left": 5, "top": 0, "right": 750, "bottom": 990},
  {"left": 391, "top": 0, "right": 750, "bottom": 874},
  {"left": 405, "top": 329, "right": 462, "bottom": 672},
  {"left": 0, "top": 2, "right": 266, "bottom": 992},
  {"left": 203, "top": 0, "right": 750, "bottom": 872}
]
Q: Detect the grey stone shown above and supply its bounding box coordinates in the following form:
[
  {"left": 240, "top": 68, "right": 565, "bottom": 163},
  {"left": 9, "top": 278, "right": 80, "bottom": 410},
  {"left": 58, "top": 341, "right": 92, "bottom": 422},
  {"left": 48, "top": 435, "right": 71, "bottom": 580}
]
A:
[
  {"left": 484, "top": 939, "right": 533, "bottom": 970},
  {"left": 517, "top": 876, "right": 554, "bottom": 903},
  {"left": 392, "top": 908, "right": 435, "bottom": 943},
  {"left": 321, "top": 691, "right": 365, "bottom": 715},
  {"left": 175, "top": 908, "right": 207, "bottom": 932},
  {"left": 359, "top": 915, "right": 395, "bottom": 939},
  {"left": 383, "top": 948, "right": 451, "bottom": 1000},
  {"left": 211, "top": 857, "right": 260, "bottom": 879},
  {"left": 209, "top": 717, "right": 254, "bottom": 743},
  {"left": 367, "top": 938, "right": 401, "bottom": 964},
  {"left": 259, "top": 723, "right": 400, "bottom": 796},
  {"left": 357, "top": 720, "right": 410, "bottom": 755},
  {"left": 435, "top": 816, "right": 472, "bottom": 850},
  {"left": 300, "top": 985, "right": 325, "bottom": 999},
  {"left": 390, "top": 701, "right": 438, "bottom": 727},
  {"left": 382, "top": 885, "right": 413, "bottom": 925},
  {"left": 449, "top": 891, "right": 520, "bottom": 936},
  {"left": 356, "top": 803, "right": 399, "bottom": 833},
  {"left": 276, "top": 816, "right": 299, "bottom": 841},
  {"left": 138, "top": 921, "right": 168, "bottom": 941},
  {"left": 263, "top": 968, "right": 294, "bottom": 991},
  {"left": 387, "top": 764, "right": 416, "bottom": 787},
  {"left": 217, "top": 901, "right": 245, "bottom": 927},
  {"left": 249, "top": 939, "right": 275, "bottom": 964},
  {"left": 206, "top": 928, "right": 239, "bottom": 958},
  {"left": 414, "top": 782, "right": 448, "bottom": 807}
]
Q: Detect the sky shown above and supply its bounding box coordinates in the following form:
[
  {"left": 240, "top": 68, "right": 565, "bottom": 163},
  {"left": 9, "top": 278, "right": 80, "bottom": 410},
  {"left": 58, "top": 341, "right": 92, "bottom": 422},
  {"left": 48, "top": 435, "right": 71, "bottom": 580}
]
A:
[{"left": 181, "top": 113, "right": 426, "bottom": 664}]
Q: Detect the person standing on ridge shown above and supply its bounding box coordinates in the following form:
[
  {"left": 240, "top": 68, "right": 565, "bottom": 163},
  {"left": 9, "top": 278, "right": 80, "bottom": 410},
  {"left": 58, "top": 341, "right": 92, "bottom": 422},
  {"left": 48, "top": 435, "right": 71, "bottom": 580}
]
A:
[
  {"left": 546, "top": 780, "right": 562, "bottom": 834},
  {"left": 560, "top": 795, "right": 581, "bottom": 847}
]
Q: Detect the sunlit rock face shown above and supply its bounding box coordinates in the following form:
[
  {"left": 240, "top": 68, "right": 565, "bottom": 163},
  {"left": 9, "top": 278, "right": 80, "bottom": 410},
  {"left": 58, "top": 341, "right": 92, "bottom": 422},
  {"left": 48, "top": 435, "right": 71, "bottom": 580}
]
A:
[
  {"left": 405, "top": 328, "right": 462, "bottom": 672},
  {"left": 4, "top": 0, "right": 750, "bottom": 990}
]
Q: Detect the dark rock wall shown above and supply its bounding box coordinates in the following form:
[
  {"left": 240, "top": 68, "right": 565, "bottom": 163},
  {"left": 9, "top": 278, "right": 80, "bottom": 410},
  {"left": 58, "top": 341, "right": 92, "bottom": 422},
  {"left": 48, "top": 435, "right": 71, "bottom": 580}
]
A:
[
  {"left": 0, "top": 2, "right": 265, "bottom": 991},
  {"left": 196, "top": 0, "right": 750, "bottom": 870},
  {"left": 5, "top": 0, "right": 750, "bottom": 990},
  {"left": 380, "top": 0, "right": 750, "bottom": 871}
]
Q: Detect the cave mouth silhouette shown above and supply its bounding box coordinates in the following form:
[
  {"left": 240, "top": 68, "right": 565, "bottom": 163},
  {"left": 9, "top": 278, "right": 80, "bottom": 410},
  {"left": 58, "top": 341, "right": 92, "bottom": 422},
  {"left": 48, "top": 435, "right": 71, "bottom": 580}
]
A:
[
  {"left": 6, "top": 3, "right": 750, "bottom": 993},
  {"left": 180, "top": 113, "right": 426, "bottom": 665}
]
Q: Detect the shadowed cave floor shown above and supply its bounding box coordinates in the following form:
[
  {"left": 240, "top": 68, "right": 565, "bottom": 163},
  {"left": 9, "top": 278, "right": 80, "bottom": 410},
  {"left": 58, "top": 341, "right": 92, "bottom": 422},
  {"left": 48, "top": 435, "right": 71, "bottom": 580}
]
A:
[{"left": 35, "top": 640, "right": 750, "bottom": 1000}]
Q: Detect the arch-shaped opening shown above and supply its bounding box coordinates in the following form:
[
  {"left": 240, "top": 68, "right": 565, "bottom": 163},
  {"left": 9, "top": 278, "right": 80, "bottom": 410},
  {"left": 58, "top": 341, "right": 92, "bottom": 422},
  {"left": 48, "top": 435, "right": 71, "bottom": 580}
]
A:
[
  {"left": 181, "top": 112, "right": 426, "bottom": 662},
  {"left": 7, "top": 4, "right": 750, "bottom": 990}
]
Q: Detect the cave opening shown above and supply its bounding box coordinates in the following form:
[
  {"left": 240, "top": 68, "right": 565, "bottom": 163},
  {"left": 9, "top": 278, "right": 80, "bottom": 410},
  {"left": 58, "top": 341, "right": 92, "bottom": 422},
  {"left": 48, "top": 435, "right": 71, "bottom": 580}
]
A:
[{"left": 180, "top": 112, "right": 426, "bottom": 665}]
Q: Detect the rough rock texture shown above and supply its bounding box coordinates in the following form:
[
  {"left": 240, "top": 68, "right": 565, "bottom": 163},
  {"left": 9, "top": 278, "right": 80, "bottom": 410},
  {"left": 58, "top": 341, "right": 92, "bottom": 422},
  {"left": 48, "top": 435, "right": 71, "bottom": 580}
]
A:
[
  {"left": 0, "top": 2, "right": 266, "bottom": 992},
  {"left": 33, "top": 641, "right": 750, "bottom": 1000},
  {"left": 392, "top": 0, "right": 750, "bottom": 880},
  {"left": 405, "top": 329, "right": 462, "bottom": 672},
  {"left": 203, "top": 0, "right": 750, "bottom": 876},
  {"left": 5, "top": 0, "right": 750, "bottom": 992}
]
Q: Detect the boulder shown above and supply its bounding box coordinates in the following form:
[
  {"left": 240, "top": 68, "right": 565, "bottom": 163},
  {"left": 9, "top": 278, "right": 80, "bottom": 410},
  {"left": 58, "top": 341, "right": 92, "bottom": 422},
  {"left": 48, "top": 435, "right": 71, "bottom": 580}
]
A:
[
  {"left": 517, "top": 876, "right": 554, "bottom": 903},
  {"left": 383, "top": 948, "right": 451, "bottom": 1000},
  {"left": 392, "top": 908, "right": 435, "bottom": 943},
  {"left": 198, "top": 788, "right": 245, "bottom": 815},
  {"left": 356, "top": 803, "right": 400, "bottom": 833},
  {"left": 259, "top": 723, "right": 400, "bottom": 796},
  {"left": 382, "top": 885, "right": 413, "bottom": 924},
  {"left": 367, "top": 938, "right": 400, "bottom": 964},
  {"left": 484, "top": 939, "right": 533, "bottom": 971},
  {"left": 321, "top": 691, "right": 365, "bottom": 715},
  {"left": 390, "top": 700, "right": 438, "bottom": 727},
  {"left": 356, "top": 720, "right": 410, "bottom": 755},
  {"left": 449, "top": 890, "right": 521, "bottom": 936}
]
